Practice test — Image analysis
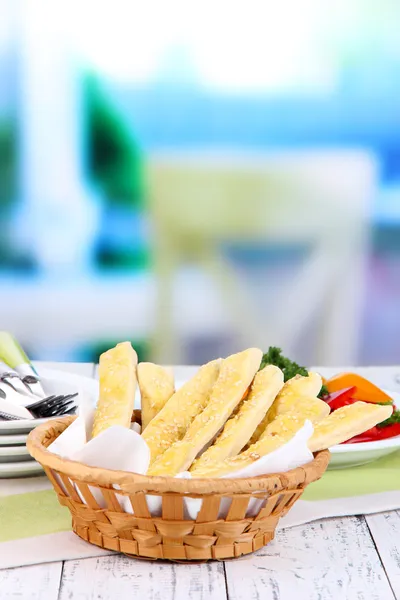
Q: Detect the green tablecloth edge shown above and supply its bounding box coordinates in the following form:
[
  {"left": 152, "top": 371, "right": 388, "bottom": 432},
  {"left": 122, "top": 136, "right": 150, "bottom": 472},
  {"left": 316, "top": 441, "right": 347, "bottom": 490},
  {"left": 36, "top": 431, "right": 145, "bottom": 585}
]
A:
[
  {"left": 0, "top": 490, "right": 71, "bottom": 543},
  {"left": 303, "top": 449, "right": 400, "bottom": 500}
]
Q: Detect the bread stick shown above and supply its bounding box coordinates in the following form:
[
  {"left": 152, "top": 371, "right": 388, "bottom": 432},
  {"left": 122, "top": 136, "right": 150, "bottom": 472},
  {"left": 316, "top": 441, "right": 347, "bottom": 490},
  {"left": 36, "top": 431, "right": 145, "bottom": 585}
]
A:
[
  {"left": 147, "top": 348, "right": 263, "bottom": 476},
  {"left": 308, "top": 402, "right": 393, "bottom": 452},
  {"left": 92, "top": 342, "right": 138, "bottom": 438},
  {"left": 191, "top": 395, "right": 328, "bottom": 478},
  {"left": 249, "top": 372, "right": 322, "bottom": 444},
  {"left": 190, "top": 365, "right": 284, "bottom": 471},
  {"left": 142, "top": 359, "right": 221, "bottom": 462},
  {"left": 138, "top": 363, "right": 175, "bottom": 430}
]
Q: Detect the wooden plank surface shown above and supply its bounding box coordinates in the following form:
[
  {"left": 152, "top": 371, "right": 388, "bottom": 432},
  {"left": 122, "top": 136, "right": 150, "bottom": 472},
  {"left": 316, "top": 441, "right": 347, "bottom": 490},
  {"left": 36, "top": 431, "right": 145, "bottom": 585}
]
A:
[
  {"left": 366, "top": 511, "right": 400, "bottom": 598},
  {"left": 225, "top": 516, "right": 396, "bottom": 600},
  {"left": 0, "top": 562, "right": 62, "bottom": 600},
  {"left": 58, "top": 555, "right": 227, "bottom": 600}
]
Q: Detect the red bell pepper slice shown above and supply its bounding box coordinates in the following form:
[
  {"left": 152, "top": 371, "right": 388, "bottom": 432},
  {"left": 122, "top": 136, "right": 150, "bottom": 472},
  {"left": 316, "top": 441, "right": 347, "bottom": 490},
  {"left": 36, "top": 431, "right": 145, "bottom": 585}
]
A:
[
  {"left": 344, "top": 422, "right": 400, "bottom": 444},
  {"left": 324, "top": 386, "right": 358, "bottom": 411}
]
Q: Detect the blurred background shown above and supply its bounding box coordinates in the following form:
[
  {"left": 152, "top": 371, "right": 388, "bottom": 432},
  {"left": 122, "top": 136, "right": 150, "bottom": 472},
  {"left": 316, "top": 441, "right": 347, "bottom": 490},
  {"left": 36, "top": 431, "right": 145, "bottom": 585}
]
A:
[{"left": 1, "top": 0, "right": 399, "bottom": 366}]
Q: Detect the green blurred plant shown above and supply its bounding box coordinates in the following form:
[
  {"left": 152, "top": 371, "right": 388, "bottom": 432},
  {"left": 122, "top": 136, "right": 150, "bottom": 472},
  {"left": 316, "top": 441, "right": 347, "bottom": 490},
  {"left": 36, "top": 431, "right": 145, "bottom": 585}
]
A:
[
  {"left": 83, "top": 74, "right": 148, "bottom": 270},
  {"left": 0, "top": 119, "right": 17, "bottom": 265},
  {"left": 0, "top": 119, "right": 16, "bottom": 210},
  {"left": 83, "top": 74, "right": 144, "bottom": 209}
]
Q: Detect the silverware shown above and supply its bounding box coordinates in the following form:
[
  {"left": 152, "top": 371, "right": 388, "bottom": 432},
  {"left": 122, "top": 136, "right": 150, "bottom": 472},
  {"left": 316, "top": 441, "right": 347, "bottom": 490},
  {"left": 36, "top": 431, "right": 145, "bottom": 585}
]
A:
[
  {"left": 0, "top": 332, "right": 46, "bottom": 398},
  {"left": 0, "top": 360, "right": 36, "bottom": 398},
  {"left": 0, "top": 332, "right": 79, "bottom": 420},
  {"left": 26, "top": 393, "right": 78, "bottom": 418},
  {"left": 0, "top": 384, "right": 78, "bottom": 420},
  {"left": 14, "top": 364, "right": 46, "bottom": 399},
  {"left": 0, "top": 410, "right": 24, "bottom": 421}
]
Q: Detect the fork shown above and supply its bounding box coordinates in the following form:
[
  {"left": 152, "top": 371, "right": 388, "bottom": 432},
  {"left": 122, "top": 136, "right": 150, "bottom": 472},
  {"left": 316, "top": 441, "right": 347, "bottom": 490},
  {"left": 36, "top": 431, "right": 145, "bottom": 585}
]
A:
[
  {"left": 0, "top": 386, "right": 78, "bottom": 419},
  {"left": 26, "top": 393, "right": 78, "bottom": 418},
  {"left": 0, "top": 332, "right": 46, "bottom": 398}
]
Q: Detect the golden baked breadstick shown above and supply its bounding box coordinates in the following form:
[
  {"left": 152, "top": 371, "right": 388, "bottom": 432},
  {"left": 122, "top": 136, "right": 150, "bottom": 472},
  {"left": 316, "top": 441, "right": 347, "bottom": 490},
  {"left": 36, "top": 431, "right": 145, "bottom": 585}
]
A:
[
  {"left": 138, "top": 363, "right": 175, "bottom": 430},
  {"left": 147, "top": 348, "right": 263, "bottom": 476},
  {"left": 308, "top": 402, "right": 393, "bottom": 452},
  {"left": 191, "top": 395, "right": 328, "bottom": 478},
  {"left": 92, "top": 342, "right": 138, "bottom": 438},
  {"left": 142, "top": 359, "right": 221, "bottom": 462},
  {"left": 190, "top": 365, "right": 284, "bottom": 471},
  {"left": 249, "top": 371, "right": 322, "bottom": 444}
]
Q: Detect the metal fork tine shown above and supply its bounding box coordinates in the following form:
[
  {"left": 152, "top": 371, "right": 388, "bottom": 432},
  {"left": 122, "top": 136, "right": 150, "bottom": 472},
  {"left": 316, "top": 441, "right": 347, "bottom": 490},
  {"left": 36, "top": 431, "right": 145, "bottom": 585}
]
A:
[
  {"left": 32, "top": 396, "right": 67, "bottom": 414},
  {"left": 26, "top": 395, "right": 57, "bottom": 411},
  {"left": 28, "top": 393, "right": 78, "bottom": 418},
  {"left": 48, "top": 393, "right": 77, "bottom": 406},
  {"left": 43, "top": 401, "right": 75, "bottom": 417},
  {"left": 42, "top": 396, "right": 77, "bottom": 414},
  {"left": 27, "top": 393, "right": 78, "bottom": 412},
  {"left": 56, "top": 404, "right": 77, "bottom": 416}
]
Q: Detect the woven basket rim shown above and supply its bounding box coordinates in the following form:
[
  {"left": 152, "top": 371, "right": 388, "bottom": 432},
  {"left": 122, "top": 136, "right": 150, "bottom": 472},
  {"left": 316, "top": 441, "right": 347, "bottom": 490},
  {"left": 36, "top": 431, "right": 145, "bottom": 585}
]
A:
[{"left": 27, "top": 416, "right": 330, "bottom": 495}]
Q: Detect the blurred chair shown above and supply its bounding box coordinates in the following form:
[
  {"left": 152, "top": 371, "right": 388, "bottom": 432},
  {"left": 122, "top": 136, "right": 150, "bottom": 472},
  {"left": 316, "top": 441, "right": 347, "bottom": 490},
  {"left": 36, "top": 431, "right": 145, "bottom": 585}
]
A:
[{"left": 146, "top": 150, "right": 378, "bottom": 366}]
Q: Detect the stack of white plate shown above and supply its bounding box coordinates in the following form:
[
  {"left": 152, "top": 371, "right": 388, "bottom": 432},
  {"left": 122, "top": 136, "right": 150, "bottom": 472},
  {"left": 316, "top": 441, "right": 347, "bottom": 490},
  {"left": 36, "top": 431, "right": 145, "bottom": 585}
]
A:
[
  {"left": 0, "top": 417, "right": 48, "bottom": 478},
  {"left": 0, "top": 368, "right": 98, "bottom": 478}
]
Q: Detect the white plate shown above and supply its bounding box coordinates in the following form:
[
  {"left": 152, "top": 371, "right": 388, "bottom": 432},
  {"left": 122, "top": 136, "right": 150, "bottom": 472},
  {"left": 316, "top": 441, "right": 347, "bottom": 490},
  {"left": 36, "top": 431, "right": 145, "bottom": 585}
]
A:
[
  {"left": 328, "top": 389, "right": 400, "bottom": 469},
  {"left": 0, "top": 460, "right": 44, "bottom": 478},
  {"left": 0, "top": 368, "right": 98, "bottom": 434},
  {"left": 0, "top": 445, "right": 33, "bottom": 463},
  {"left": 0, "top": 433, "right": 28, "bottom": 446}
]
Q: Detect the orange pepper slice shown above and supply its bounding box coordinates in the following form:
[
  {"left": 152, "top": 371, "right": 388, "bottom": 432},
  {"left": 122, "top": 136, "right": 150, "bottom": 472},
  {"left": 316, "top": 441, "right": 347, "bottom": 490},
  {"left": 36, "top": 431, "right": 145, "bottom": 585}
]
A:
[{"left": 326, "top": 373, "right": 393, "bottom": 404}]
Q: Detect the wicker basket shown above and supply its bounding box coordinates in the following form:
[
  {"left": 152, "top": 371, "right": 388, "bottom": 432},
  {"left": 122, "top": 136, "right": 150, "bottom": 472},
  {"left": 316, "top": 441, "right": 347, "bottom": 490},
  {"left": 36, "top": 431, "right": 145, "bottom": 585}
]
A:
[{"left": 27, "top": 415, "right": 330, "bottom": 561}]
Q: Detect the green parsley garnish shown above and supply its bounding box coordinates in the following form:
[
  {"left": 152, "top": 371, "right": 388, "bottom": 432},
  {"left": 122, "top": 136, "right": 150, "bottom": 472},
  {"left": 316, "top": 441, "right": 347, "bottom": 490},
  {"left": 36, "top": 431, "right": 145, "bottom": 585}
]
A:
[
  {"left": 260, "top": 346, "right": 327, "bottom": 398},
  {"left": 378, "top": 409, "right": 400, "bottom": 428}
]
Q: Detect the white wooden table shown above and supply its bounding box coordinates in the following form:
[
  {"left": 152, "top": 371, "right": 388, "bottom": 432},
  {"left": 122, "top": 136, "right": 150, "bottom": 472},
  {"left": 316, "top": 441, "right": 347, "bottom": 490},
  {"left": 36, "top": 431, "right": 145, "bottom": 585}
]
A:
[{"left": 1, "top": 362, "right": 400, "bottom": 600}]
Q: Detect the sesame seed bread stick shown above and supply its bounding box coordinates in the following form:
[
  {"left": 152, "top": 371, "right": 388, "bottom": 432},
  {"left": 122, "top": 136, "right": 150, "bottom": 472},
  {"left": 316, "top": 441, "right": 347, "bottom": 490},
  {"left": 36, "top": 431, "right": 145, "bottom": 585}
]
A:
[
  {"left": 142, "top": 359, "right": 221, "bottom": 463},
  {"left": 138, "top": 363, "right": 175, "bottom": 430},
  {"left": 190, "top": 365, "right": 284, "bottom": 471},
  {"left": 92, "top": 342, "right": 138, "bottom": 438},
  {"left": 191, "top": 395, "right": 328, "bottom": 478},
  {"left": 249, "top": 371, "right": 323, "bottom": 444},
  {"left": 308, "top": 401, "right": 393, "bottom": 452},
  {"left": 147, "top": 348, "right": 263, "bottom": 476}
]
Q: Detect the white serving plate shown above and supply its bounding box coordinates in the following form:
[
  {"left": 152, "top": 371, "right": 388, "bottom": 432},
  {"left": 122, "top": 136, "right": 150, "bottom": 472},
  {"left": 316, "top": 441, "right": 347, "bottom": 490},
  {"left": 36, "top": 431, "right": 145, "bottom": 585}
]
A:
[
  {"left": 0, "top": 367, "right": 98, "bottom": 435},
  {"left": 0, "top": 432, "right": 28, "bottom": 446},
  {"left": 0, "top": 460, "right": 44, "bottom": 478},
  {"left": 328, "top": 389, "right": 400, "bottom": 469},
  {"left": 0, "top": 444, "right": 33, "bottom": 463}
]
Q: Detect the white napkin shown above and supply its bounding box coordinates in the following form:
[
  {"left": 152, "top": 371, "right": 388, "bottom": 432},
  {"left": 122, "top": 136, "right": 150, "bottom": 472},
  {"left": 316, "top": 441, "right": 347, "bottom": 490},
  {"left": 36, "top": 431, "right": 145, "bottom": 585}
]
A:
[
  {"left": 70, "top": 426, "right": 150, "bottom": 473},
  {"left": 0, "top": 394, "right": 34, "bottom": 420},
  {"left": 178, "top": 422, "right": 314, "bottom": 519},
  {"left": 48, "top": 394, "right": 148, "bottom": 510},
  {"left": 77, "top": 390, "right": 96, "bottom": 441},
  {"left": 48, "top": 417, "right": 87, "bottom": 457}
]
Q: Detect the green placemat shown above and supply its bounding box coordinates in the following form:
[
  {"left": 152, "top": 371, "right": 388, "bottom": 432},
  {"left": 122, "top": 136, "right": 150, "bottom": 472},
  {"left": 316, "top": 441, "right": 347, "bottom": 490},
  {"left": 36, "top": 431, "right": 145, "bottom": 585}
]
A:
[
  {"left": 303, "top": 449, "right": 400, "bottom": 501},
  {"left": 0, "top": 490, "right": 71, "bottom": 543}
]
